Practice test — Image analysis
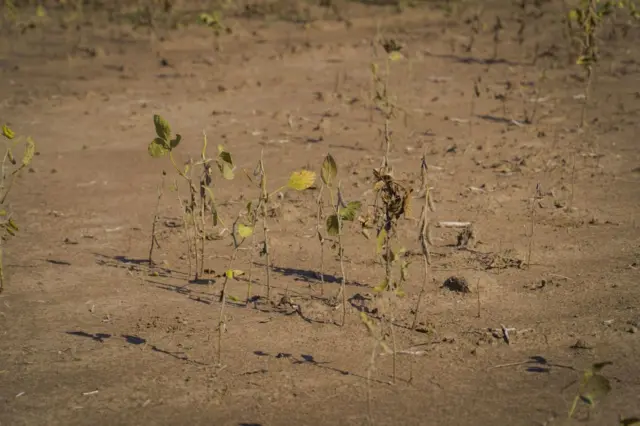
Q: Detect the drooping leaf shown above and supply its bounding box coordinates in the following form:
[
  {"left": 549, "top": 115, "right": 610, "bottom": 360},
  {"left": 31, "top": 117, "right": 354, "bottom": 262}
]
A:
[
  {"left": 7, "top": 149, "right": 15, "bottom": 165},
  {"left": 153, "top": 115, "right": 171, "bottom": 141},
  {"left": 1, "top": 124, "right": 15, "bottom": 139},
  {"left": 225, "top": 269, "right": 245, "bottom": 279},
  {"left": 326, "top": 214, "right": 340, "bottom": 236},
  {"left": 373, "top": 279, "right": 389, "bottom": 293},
  {"left": 170, "top": 134, "right": 182, "bottom": 149},
  {"left": 376, "top": 228, "right": 387, "bottom": 255},
  {"left": 148, "top": 138, "right": 170, "bottom": 158},
  {"left": 217, "top": 151, "right": 235, "bottom": 180},
  {"left": 388, "top": 51, "right": 404, "bottom": 61},
  {"left": 287, "top": 170, "right": 316, "bottom": 191},
  {"left": 321, "top": 154, "right": 337, "bottom": 186},
  {"left": 228, "top": 294, "right": 241, "bottom": 302},
  {"left": 22, "top": 137, "right": 35, "bottom": 167},
  {"left": 395, "top": 287, "right": 406, "bottom": 297},
  {"left": 237, "top": 224, "right": 253, "bottom": 239},
  {"left": 339, "top": 201, "right": 361, "bottom": 221},
  {"left": 580, "top": 374, "right": 611, "bottom": 406}
]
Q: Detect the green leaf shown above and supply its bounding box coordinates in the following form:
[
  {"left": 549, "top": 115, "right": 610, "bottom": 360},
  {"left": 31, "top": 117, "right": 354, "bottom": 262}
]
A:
[
  {"left": 339, "top": 201, "right": 361, "bottom": 221},
  {"left": 22, "top": 137, "right": 35, "bottom": 167},
  {"left": 237, "top": 224, "right": 253, "bottom": 238},
  {"left": 326, "top": 214, "right": 340, "bottom": 236},
  {"left": 288, "top": 170, "right": 316, "bottom": 191},
  {"left": 170, "top": 134, "right": 182, "bottom": 149},
  {"left": 376, "top": 228, "right": 387, "bottom": 255},
  {"left": 321, "top": 154, "right": 337, "bottom": 186},
  {"left": 1, "top": 124, "right": 15, "bottom": 139},
  {"left": 153, "top": 115, "right": 171, "bottom": 141},
  {"left": 148, "top": 138, "right": 170, "bottom": 158}
]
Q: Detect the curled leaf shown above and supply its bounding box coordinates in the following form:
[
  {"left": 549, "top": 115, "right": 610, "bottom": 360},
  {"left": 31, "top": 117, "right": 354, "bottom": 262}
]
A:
[
  {"left": 22, "top": 137, "right": 35, "bottom": 167},
  {"left": 288, "top": 170, "right": 316, "bottom": 191},
  {"left": 376, "top": 228, "right": 387, "bottom": 255},
  {"left": 170, "top": 134, "right": 182, "bottom": 149},
  {"left": 321, "top": 154, "right": 337, "bottom": 186},
  {"left": 373, "top": 279, "right": 389, "bottom": 293},
  {"left": 2, "top": 124, "right": 15, "bottom": 139}
]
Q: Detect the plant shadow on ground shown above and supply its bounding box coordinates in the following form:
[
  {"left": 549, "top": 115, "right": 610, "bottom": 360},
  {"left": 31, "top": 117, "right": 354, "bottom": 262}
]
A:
[
  {"left": 93, "top": 253, "right": 188, "bottom": 278},
  {"left": 271, "top": 265, "right": 369, "bottom": 288},
  {"left": 424, "top": 51, "right": 521, "bottom": 66},
  {"left": 65, "top": 331, "right": 208, "bottom": 365},
  {"left": 250, "top": 350, "right": 393, "bottom": 384},
  {"left": 477, "top": 114, "right": 531, "bottom": 126}
]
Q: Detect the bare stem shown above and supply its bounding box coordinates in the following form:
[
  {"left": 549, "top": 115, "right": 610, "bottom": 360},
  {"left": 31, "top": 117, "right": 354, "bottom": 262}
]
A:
[{"left": 148, "top": 174, "right": 165, "bottom": 265}]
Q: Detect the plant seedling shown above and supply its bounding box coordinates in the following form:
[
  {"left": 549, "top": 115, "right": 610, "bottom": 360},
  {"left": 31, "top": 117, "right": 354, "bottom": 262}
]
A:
[
  {"left": 244, "top": 151, "right": 316, "bottom": 302},
  {"left": 321, "top": 154, "right": 361, "bottom": 325},
  {"left": 0, "top": 124, "right": 35, "bottom": 293},
  {"left": 147, "top": 114, "right": 234, "bottom": 282}
]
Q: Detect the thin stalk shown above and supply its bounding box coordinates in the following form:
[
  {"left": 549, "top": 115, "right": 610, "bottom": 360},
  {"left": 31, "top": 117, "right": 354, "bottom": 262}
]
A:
[
  {"left": 148, "top": 174, "right": 165, "bottom": 265},
  {"left": 316, "top": 183, "right": 326, "bottom": 295},
  {"left": 259, "top": 154, "right": 272, "bottom": 301}
]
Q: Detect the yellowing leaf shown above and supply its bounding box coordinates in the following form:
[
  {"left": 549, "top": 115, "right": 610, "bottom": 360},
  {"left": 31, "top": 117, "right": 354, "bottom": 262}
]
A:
[
  {"left": 388, "top": 51, "right": 404, "bottom": 61},
  {"left": 153, "top": 114, "right": 171, "bottom": 141},
  {"left": 326, "top": 214, "right": 340, "bottom": 236},
  {"left": 1, "top": 124, "right": 15, "bottom": 139},
  {"left": 580, "top": 374, "right": 611, "bottom": 406},
  {"left": 225, "top": 269, "right": 245, "bottom": 279},
  {"left": 321, "top": 154, "right": 337, "bottom": 186},
  {"left": 287, "top": 170, "right": 316, "bottom": 191},
  {"left": 373, "top": 279, "right": 389, "bottom": 293},
  {"left": 148, "top": 138, "right": 170, "bottom": 158},
  {"left": 217, "top": 151, "right": 235, "bottom": 180},
  {"left": 22, "top": 137, "right": 35, "bottom": 167},
  {"left": 237, "top": 224, "right": 253, "bottom": 238},
  {"left": 35, "top": 5, "right": 46, "bottom": 17}
]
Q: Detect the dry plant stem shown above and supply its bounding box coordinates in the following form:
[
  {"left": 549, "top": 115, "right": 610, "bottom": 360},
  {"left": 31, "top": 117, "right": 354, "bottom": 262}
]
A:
[
  {"left": 246, "top": 232, "right": 256, "bottom": 305},
  {"left": 388, "top": 316, "right": 397, "bottom": 384},
  {"left": 412, "top": 185, "right": 432, "bottom": 330},
  {"left": 217, "top": 248, "right": 239, "bottom": 364},
  {"left": 569, "top": 152, "right": 576, "bottom": 209},
  {"left": 259, "top": 156, "right": 272, "bottom": 301},
  {"left": 333, "top": 182, "right": 347, "bottom": 326},
  {"left": 526, "top": 184, "right": 540, "bottom": 268},
  {"left": 476, "top": 277, "right": 481, "bottom": 318},
  {"left": 316, "top": 184, "right": 326, "bottom": 295},
  {"left": 366, "top": 344, "right": 377, "bottom": 426},
  {"left": 580, "top": 66, "right": 594, "bottom": 128},
  {"left": 148, "top": 175, "right": 164, "bottom": 265},
  {"left": 176, "top": 191, "right": 193, "bottom": 279}
]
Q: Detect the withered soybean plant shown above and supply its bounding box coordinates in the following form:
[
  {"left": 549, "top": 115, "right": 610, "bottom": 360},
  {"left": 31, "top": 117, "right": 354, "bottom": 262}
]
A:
[
  {"left": 0, "top": 124, "right": 35, "bottom": 293},
  {"left": 319, "top": 153, "right": 361, "bottom": 325},
  {"left": 147, "top": 114, "right": 235, "bottom": 282},
  {"left": 244, "top": 151, "right": 316, "bottom": 302}
]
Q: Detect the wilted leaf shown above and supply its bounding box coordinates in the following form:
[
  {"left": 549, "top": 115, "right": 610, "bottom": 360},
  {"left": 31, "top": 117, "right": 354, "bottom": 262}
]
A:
[
  {"left": 148, "top": 138, "right": 170, "bottom": 158},
  {"left": 237, "top": 224, "right": 253, "bottom": 238},
  {"left": 1, "top": 124, "right": 15, "bottom": 139},
  {"left": 376, "top": 228, "right": 387, "bottom": 254},
  {"left": 361, "top": 228, "right": 371, "bottom": 240},
  {"left": 228, "top": 294, "right": 241, "bottom": 302},
  {"left": 225, "top": 269, "right": 245, "bottom": 279},
  {"left": 395, "top": 287, "right": 406, "bottom": 297},
  {"left": 326, "top": 214, "right": 340, "bottom": 236},
  {"left": 218, "top": 161, "right": 234, "bottom": 180},
  {"left": 170, "top": 134, "right": 182, "bottom": 149},
  {"left": 339, "top": 201, "right": 361, "bottom": 221},
  {"left": 218, "top": 150, "right": 233, "bottom": 166},
  {"left": 35, "top": 5, "right": 46, "bottom": 17},
  {"left": 321, "top": 154, "right": 337, "bottom": 186},
  {"left": 373, "top": 279, "right": 389, "bottom": 293},
  {"left": 153, "top": 115, "right": 171, "bottom": 141},
  {"left": 22, "top": 137, "right": 35, "bottom": 167},
  {"left": 288, "top": 170, "right": 316, "bottom": 191},
  {"left": 7, "top": 149, "right": 15, "bottom": 165},
  {"left": 580, "top": 374, "right": 611, "bottom": 406},
  {"left": 388, "top": 51, "right": 404, "bottom": 61}
]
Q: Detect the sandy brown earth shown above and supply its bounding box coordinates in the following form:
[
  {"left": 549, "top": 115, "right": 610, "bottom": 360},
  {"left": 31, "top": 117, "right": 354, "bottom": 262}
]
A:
[{"left": 1, "top": 1, "right": 639, "bottom": 425}]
